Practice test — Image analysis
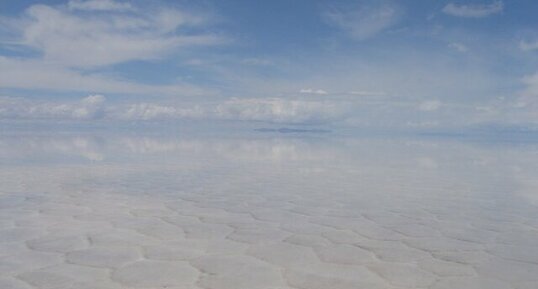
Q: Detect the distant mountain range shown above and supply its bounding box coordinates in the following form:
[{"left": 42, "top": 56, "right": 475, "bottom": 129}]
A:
[{"left": 254, "top": 127, "right": 331, "bottom": 134}]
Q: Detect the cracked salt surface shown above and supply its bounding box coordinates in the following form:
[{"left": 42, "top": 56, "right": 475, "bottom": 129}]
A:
[{"left": 1, "top": 132, "right": 538, "bottom": 289}]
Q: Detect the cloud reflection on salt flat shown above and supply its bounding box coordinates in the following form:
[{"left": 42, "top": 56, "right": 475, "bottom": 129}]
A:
[
  {"left": 0, "top": 132, "right": 535, "bottom": 171},
  {"left": 1, "top": 132, "right": 537, "bottom": 206},
  {"left": 1, "top": 131, "right": 538, "bottom": 288},
  {"left": 0, "top": 134, "right": 341, "bottom": 163}
]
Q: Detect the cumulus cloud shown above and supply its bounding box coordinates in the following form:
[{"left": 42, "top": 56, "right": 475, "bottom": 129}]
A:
[
  {"left": 442, "top": 1, "right": 503, "bottom": 18},
  {"left": 322, "top": 2, "right": 399, "bottom": 40},
  {"left": 72, "top": 94, "right": 106, "bottom": 119}
]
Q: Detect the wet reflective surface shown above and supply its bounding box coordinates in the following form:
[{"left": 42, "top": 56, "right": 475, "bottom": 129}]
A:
[{"left": 1, "top": 130, "right": 538, "bottom": 289}]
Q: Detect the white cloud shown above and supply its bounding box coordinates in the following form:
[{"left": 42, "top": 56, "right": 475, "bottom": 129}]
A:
[
  {"left": 419, "top": 100, "right": 442, "bottom": 111},
  {"left": 442, "top": 1, "right": 503, "bottom": 18},
  {"left": 465, "top": 91, "right": 538, "bottom": 124},
  {"left": 300, "top": 88, "right": 328, "bottom": 95},
  {"left": 0, "top": 57, "right": 210, "bottom": 96},
  {"left": 1, "top": 96, "right": 348, "bottom": 124},
  {"left": 448, "top": 42, "right": 468, "bottom": 52},
  {"left": 520, "top": 40, "right": 538, "bottom": 51},
  {"left": 13, "top": 4, "right": 222, "bottom": 68},
  {"left": 0, "top": 1, "right": 224, "bottom": 95},
  {"left": 67, "top": 0, "right": 132, "bottom": 11},
  {"left": 215, "top": 98, "right": 346, "bottom": 124},
  {"left": 518, "top": 73, "right": 538, "bottom": 115},
  {"left": 522, "top": 72, "right": 538, "bottom": 97},
  {"left": 0, "top": 94, "right": 106, "bottom": 120},
  {"left": 72, "top": 94, "right": 106, "bottom": 119},
  {"left": 121, "top": 98, "right": 346, "bottom": 124},
  {"left": 121, "top": 103, "right": 177, "bottom": 120},
  {"left": 7, "top": 92, "right": 532, "bottom": 127},
  {"left": 322, "top": 3, "right": 399, "bottom": 40},
  {"left": 120, "top": 103, "right": 204, "bottom": 120}
]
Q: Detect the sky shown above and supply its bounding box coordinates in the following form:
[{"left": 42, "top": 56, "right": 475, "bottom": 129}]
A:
[{"left": 1, "top": 0, "right": 538, "bottom": 129}]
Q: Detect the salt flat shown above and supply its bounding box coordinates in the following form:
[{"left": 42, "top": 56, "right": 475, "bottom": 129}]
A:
[{"left": 1, "top": 132, "right": 538, "bottom": 289}]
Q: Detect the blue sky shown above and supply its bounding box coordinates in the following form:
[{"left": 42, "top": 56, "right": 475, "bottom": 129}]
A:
[{"left": 1, "top": 0, "right": 538, "bottom": 128}]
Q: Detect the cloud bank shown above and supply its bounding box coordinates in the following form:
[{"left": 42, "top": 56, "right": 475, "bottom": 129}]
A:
[
  {"left": 0, "top": 96, "right": 348, "bottom": 124},
  {"left": 0, "top": 95, "right": 106, "bottom": 120},
  {"left": 4, "top": 93, "right": 537, "bottom": 128}
]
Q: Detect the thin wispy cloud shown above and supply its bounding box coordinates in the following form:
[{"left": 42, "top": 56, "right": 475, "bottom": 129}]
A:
[
  {"left": 442, "top": 1, "right": 503, "bottom": 18},
  {"left": 520, "top": 40, "right": 538, "bottom": 51},
  {"left": 419, "top": 100, "right": 442, "bottom": 112},
  {"left": 348, "top": 91, "right": 387, "bottom": 96},
  {"left": 67, "top": 0, "right": 133, "bottom": 12},
  {"left": 322, "top": 2, "right": 400, "bottom": 40},
  {"left": 241, "top": 58, "right": 274, "bottom": 66},
  {"left": 0, "top": 56, "right": 212, "bottom": 96},
  {"left": 448, "top": 42, "right": 468, "bottom": 53},
  {"left": 522, "top": 72, "right": 538, "bottom": 99},
  {"left": 299, "top": 88, "right": 328, "bottom": 95}
]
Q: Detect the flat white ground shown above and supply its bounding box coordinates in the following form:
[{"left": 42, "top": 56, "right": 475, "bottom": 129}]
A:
[{"left": 1, "top": 133, "right": 537, "bottom": 289}]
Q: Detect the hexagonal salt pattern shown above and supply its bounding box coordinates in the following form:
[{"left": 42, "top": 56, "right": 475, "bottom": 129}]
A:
[{"left": 1, "top": 133, "right": 538, "bottom": 289}]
